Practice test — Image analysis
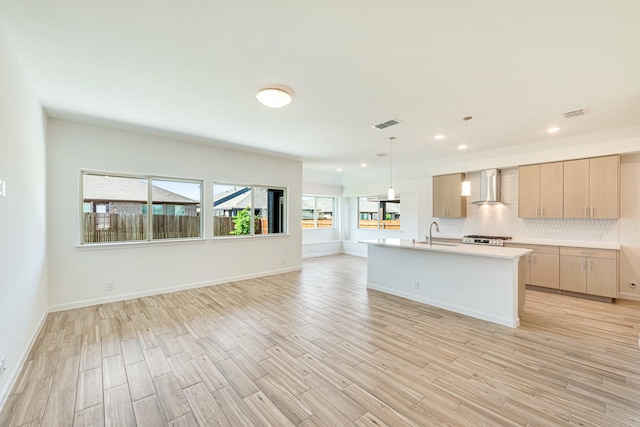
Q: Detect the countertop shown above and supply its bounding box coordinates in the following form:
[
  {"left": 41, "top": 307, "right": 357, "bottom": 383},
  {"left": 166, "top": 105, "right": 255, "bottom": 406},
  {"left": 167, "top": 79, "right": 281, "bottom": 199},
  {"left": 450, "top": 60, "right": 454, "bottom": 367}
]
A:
[
  {"left": 361, "top": 238, "right": 532, "bottom": 260},
  {"left": 430, "top": 235, "right": 620, "bottom": 250}
]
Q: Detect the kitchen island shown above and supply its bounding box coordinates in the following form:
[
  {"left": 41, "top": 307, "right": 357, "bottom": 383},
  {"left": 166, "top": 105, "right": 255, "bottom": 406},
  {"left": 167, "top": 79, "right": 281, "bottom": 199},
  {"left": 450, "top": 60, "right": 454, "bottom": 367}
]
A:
[{"left": 361, "top": 239, "right": 532, "bottom": 327}]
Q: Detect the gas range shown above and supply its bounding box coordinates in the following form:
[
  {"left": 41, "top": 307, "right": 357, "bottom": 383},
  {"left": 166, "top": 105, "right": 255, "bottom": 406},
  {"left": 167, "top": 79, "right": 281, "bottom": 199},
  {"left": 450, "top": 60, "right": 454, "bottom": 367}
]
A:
[{"left": 462, "top": 235, "right": 512, "bottom": 247}]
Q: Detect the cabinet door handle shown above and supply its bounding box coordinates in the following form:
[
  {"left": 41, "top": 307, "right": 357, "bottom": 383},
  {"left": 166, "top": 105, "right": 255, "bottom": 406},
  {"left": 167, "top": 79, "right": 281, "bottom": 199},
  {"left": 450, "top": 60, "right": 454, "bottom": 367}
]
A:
[
  {"left": 526, "top": 255, "right": 530, "bottom": 264},
  {"left": 532, "top": 255, "right": 536, "bottom": 264},
  {"left": 536, "top": 207, "right": 539, "bottom": 217},
  {"left": 541, "top": 207, "right": 545, "bottom": 217},
  {"left": 589, "top": 260, "right": 593, "bottom": 270},
  {"left": 581, "top": 258, "right": 586, "bottom": 270},
  {"left": 584, "top": 207, "right": 588, "bottom": 217},
  {"left": 591, "top": 206, "right": 595, "bottom": 217}
]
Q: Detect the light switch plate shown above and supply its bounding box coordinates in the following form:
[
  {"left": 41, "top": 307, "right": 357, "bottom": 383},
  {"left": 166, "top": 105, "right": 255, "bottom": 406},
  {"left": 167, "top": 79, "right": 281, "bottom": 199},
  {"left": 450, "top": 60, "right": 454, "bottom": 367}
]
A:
[{"left": 0, "top": 181, "right": 5, "bottom": 198}]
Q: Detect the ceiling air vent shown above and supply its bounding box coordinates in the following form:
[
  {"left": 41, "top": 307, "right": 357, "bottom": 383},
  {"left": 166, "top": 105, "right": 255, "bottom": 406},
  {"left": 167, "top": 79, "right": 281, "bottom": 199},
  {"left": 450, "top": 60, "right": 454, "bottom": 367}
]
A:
[
  {"left": 562, "top": 108, "right": 590, "bottom": 119},
  {"left": 373, "top": 118, "right": 402, "bottom": 130}
]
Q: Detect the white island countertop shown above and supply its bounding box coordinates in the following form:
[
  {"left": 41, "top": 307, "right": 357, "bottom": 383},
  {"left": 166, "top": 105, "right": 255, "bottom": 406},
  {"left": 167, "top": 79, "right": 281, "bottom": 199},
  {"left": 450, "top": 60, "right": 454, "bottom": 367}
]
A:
[{"left": 361, "top": 238, "right": 532, "bottom": 260}]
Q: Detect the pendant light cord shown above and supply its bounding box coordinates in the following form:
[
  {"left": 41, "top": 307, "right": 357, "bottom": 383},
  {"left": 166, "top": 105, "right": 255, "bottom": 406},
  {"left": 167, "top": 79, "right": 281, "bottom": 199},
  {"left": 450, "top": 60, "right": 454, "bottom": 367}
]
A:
[
  {"left": 465, "top": 119, "right": 468, "bottom": 179},
  {"left": 390, "top": 138, "right": 393, "bottom": 187},
  {"left": 463, "top": 116, "right": 472, "bottom": 179}
]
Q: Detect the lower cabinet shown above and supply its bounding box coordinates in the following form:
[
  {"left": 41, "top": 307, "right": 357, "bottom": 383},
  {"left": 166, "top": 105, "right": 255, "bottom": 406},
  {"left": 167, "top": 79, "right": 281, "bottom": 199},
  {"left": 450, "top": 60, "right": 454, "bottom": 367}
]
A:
[
  {"left": 507, "top": 244, "right": 559, "bottom": 289},
  {"left": 560, "top": 247, "right": 618, "bottom": 298},
  {"left": 530, "top": 250, "right": 560, "bottom": 289}
]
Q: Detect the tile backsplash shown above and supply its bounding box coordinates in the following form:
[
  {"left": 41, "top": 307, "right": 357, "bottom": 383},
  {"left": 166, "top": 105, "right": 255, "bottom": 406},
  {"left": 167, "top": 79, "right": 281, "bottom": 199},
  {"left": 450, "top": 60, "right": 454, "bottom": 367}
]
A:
[{"left": 436, "top": 167, "right": 619, "bottom": 246}]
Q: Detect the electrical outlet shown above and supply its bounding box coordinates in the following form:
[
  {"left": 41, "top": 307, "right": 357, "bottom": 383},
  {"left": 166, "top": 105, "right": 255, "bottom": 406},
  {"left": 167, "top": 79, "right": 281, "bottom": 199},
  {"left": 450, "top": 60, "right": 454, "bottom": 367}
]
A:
[
  {"left": 0, "top": 356, "right": 6, "bottom": 378},
  {"left": 106, "top": 282, "right": 114, "bottom": 291},
  {"left": 414, "top": 281, "right": 420, "bottom": 289}
]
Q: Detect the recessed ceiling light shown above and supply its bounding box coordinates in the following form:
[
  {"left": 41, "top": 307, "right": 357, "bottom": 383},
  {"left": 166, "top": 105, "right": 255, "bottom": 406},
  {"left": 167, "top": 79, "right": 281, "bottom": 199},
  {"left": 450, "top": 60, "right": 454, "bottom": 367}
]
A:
[
  {"left": 337, "top": 168, "right": 343, "bottom": 172},
  {"left": 458, "top": 144, "right": 468, "bottom": 151},
  {"left": 547, "top": 127, "right": 561, "bottom": 133},
  {"left": 360, "top": 163, "right": 367, "bottom": 168},
  {"left": 256, "top": 87, "right": 292, "bottom": 108},
  {"left": 434, "top": 134, "right": 446, "bottom": 140}
]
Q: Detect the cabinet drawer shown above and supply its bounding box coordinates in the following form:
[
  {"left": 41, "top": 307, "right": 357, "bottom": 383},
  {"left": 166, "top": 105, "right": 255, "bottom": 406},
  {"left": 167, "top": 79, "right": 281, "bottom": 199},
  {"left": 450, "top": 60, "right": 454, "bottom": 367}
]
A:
[
  {"left": 560, "top": 247, "right": 617, "bottom": 259},
  {"left": 505, "top": 243, "right": 559, "bottom": 255}
]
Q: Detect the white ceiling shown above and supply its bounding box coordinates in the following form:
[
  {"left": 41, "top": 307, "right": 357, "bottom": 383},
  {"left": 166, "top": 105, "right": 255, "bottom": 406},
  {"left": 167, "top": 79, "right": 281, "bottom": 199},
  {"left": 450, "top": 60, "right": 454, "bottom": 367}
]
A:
[{"left": 1, "top": 1, "right": 639, "bottom": 176}]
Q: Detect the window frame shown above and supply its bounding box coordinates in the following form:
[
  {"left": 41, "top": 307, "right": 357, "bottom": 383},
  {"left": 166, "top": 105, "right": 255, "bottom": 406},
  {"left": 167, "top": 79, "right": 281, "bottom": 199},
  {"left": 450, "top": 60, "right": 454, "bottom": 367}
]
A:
[
  {"left": 79, "top": 170, "right": 204, "bottom": 245},
  {"left": 302, "top": 195, "right": 337, "bottom": 229},
  {"left": 213, "top": 181, "right": 289, "bottom": 239},
  {"left": 357, "top": 195, "right": 401, "bottom": 230}
]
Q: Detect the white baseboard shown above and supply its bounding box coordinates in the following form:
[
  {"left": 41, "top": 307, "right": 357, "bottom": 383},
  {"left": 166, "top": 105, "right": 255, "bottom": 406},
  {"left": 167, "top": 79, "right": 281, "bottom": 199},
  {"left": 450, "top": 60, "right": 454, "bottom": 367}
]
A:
[
  {"left": 0, "top": 309, "right": 49, "bottom": 413},
  {"left": 303, "top": 250, "right": 342, "bottom": 259},
  {"left": 342, "top": 241, "right": 367, "bottom": 258},
  {"left": 302, "top": 241, "right": 343, "bottom": 259},
  {"left": 48, "top": 265, "right": 302, "bottom": 312},
  {"left": 366, "top": 282, "right": 519, "bottom": 328}
]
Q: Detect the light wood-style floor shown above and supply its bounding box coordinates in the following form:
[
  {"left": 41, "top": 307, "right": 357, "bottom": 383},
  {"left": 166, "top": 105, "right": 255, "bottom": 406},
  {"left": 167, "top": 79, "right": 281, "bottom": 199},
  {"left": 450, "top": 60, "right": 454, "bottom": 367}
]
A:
[{"left": 1, "top": 254, "right": 640, "bottom": 426}]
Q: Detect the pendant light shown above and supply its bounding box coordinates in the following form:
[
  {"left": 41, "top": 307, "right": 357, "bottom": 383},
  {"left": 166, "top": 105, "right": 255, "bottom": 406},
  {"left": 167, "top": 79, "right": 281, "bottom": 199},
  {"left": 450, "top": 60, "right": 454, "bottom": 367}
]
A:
[
  {"left": 387, "top": 137, "right": 396, "bottom": 200},
  {"left": 461, "top": 116, "right": 472, "bottom": 196}
]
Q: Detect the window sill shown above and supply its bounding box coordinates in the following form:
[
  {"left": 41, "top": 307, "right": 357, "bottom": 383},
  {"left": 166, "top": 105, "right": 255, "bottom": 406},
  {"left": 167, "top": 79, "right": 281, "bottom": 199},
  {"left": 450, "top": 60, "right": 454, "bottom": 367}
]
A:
[
  {"left": 76, "top": 238, "right": 208, "bottom": 250},
  {"left": 211, "top": 233, "right": 290, "bottom": 241}
]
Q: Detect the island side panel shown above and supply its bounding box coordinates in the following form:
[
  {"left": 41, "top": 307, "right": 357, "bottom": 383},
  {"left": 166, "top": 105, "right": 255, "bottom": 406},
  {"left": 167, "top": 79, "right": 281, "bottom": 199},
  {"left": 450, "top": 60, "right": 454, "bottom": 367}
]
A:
[{"left": 366, "top": 244, "right": 520, "bottom": 327}]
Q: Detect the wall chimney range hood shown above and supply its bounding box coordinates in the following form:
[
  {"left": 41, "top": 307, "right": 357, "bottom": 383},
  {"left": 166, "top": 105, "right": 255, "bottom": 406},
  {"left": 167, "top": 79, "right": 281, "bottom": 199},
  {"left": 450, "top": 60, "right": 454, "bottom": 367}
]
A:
[{"left": 472, "top": 169, "right": 502, "bottom": 204}]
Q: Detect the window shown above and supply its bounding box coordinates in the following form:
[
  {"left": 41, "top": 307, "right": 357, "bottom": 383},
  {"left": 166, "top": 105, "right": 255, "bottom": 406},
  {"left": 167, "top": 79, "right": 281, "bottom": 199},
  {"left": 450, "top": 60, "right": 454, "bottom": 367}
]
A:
[
  {"left": 81, "top": 172, "right": 202, "bottom": 244},
  {"left": 213, "top": 183, "right": 287, "bottom": 237},
  {"left": 357, "top": 196, "right": 400, "bottom": 229},
  {"left": 302, "top": 195, "right": 336, "bottom": 228}
]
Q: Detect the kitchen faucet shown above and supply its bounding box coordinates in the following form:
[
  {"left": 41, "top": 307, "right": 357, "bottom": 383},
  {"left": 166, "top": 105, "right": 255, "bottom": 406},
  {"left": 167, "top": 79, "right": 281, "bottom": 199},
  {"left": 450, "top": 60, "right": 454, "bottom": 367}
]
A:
[{"left": 428, "top": 221, "right": 440, "bottom": 245}]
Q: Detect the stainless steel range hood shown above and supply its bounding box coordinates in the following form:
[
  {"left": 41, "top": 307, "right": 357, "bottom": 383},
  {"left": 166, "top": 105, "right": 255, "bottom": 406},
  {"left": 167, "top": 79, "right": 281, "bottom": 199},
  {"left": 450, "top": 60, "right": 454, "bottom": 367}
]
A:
[{"left": 472, "top": 169, "right": 501, "bottom": 204}]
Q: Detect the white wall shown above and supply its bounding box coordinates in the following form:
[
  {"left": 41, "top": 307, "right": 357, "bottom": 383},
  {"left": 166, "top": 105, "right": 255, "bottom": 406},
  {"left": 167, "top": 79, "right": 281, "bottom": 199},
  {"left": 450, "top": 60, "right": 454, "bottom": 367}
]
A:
[
  {"left": 46, "top": 119, "right": 302, "bottom": 310},
  {"left": 619, "top": 153, "right": 640, "bottom": 300},
  {"left": 0, "top": 30, "right": 48, "bottom": 408}
]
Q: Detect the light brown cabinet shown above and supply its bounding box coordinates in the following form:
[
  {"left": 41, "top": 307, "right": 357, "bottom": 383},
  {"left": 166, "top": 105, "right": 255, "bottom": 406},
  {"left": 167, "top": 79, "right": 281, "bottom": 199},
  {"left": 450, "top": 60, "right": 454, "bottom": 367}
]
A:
[
  {"left": 433, "top": 173, "right": 466, "bottom": 218},
  {"left": 563, "top": 155, "right": 619, "bottom": 219},
  {"left": 518, "top": 162, "right": 563, "bottom": 218},
  {"left": 530, "top": 248, "right": 560, "bottom": 289},
  {"left": 560, "top": 247, "right": 618, "bottom": 298},
  {"left": 506, "top": 244, "right": 559, "bottom": 289}
]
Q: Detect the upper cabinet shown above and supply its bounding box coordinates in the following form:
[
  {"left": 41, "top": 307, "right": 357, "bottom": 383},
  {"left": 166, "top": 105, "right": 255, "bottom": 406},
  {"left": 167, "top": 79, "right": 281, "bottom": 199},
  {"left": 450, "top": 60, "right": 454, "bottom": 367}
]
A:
[
  {"left": 433, "top": 173, "right": 466, "bottom": 218},
  {"left": 563, "top": 155, "right": 619, "bottom": 219},
  {"left": 518, "top": 162, "right": 563, "bottom": 218}
]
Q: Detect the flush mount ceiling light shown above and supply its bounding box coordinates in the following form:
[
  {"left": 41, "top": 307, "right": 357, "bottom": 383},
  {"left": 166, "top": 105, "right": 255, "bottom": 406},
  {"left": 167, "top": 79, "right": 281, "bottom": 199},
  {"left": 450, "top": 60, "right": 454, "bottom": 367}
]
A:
[
  {"left": 434, "top": 134, "right": 446, "bottom": 140},
  {"left": 256, "top": 87, "right": 292, "bottom": 108},
  {"left": 547, "top": 127, "right": 561, "bottom": 133},
  {"left": 461, "top": 116, "right": 472, "bottom": 197}
]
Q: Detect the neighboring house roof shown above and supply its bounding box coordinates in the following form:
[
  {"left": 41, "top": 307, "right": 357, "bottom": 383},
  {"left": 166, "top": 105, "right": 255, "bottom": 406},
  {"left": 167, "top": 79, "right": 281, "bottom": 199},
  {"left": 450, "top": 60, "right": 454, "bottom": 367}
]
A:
[
  {"left": 83, "top": 175, "right": 198, "bottom": 204},
  {"left": 302, "top": 197, "right": 334, "bottom": 212},
  {"left": 359, "top": 198, "right": 400, "bottom": 214},
  {"left": 213, "top": 187, "right": 268, "bottom": 211}
]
